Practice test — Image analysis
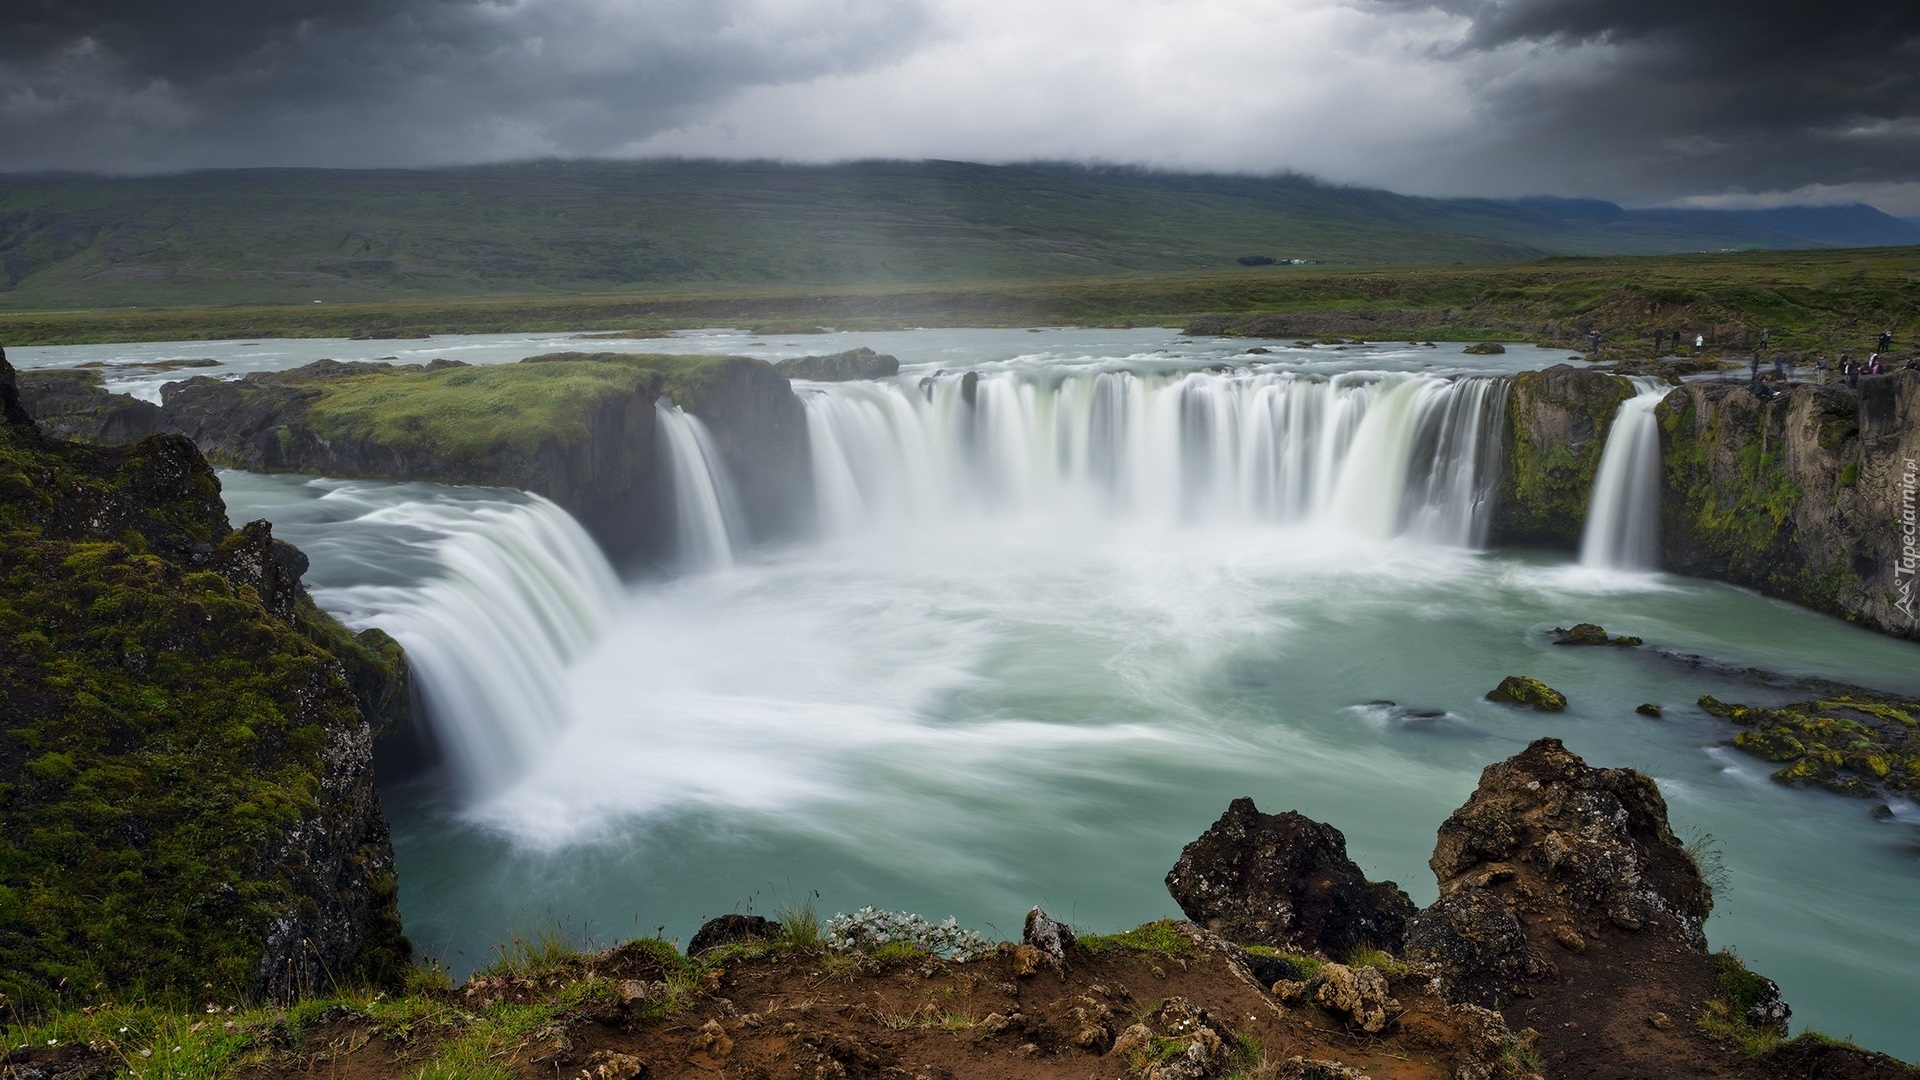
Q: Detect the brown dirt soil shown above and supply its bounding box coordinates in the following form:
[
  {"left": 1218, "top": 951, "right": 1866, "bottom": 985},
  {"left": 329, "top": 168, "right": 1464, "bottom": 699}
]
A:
[
  {"left": 236, "top": 941, "right": 1515, "bottom": 1080},
  {"left": 227, "top": 939, "right": 1920, "bottom": 1080}
]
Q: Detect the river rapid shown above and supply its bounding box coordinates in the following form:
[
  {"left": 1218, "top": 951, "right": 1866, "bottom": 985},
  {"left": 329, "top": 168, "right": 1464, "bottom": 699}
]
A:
[{"left": 15, "top": 328, "right": 1920, "bottom": 1058}]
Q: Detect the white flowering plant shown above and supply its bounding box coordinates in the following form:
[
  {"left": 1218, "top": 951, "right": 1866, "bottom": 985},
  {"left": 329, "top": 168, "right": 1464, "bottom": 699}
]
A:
[{"left": 822, "top": 907, "right": 995, "bottom": 961}]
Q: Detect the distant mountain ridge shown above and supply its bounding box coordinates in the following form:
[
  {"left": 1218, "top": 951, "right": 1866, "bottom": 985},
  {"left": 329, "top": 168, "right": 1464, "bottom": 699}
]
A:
[{"left": 1, "top": 159, "right": 1915, "bottom": 309}]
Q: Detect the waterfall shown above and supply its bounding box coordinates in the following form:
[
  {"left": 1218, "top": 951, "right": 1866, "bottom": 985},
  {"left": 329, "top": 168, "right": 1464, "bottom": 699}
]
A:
[
  {"left": 656, "top": 400, "right": 745, "bottom": 571},
  {"left": 799, "top": 369, "right": 1507, "bottom": 546},
  {"left": 1579, "top": 379, "right": 1670, "bottom": 570},
  {"left": 305, "top": 490, "right": 621, "bottom": 794}
]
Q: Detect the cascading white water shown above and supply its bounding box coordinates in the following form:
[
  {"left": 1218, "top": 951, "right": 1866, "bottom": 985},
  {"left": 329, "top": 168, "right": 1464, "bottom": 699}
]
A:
[
  {"left": 302, "top": 489, "right": 621, "bottom": 794},
  {"left": 800, "top": 369, "right": 1507, "bottom": 546},
  {"left": 656, "top": 400, "right": 745, "bottom": 570},
  {"left": 1579, "top": 378, "right": 1671, "bottom": 570}
]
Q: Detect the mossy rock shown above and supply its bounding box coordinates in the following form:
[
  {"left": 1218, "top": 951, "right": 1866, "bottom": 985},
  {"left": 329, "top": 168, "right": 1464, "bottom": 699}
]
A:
[
  {"left": 1485, "top": 675, "right": 1567, "bottom": 712},
  {"left": 1461, "top": 342, "right": 1506, "bottom": 354},
  {"left": 0, "top": 370, "right": 408, "bottom": 1013},
  {"left": 1734, "top": 729, "right": 1807, "bottom": 763},
  {"left": 1554, "top": 623, "right": 1645, "bottom": 647}
]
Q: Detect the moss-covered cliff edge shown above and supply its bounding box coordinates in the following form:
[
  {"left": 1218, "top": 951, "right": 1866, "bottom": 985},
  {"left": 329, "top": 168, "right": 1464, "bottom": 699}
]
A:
[
  {"left": 0, "top": 349, "right": 410, "bottom": 1011},
  {"left": 1491, "top": 364, "right": 1635, "bottom": 549},
  {"left": 1658, "top": 372, "right": 1918, "bottom": 639},
  {"left": 146, "top": 352, "right": 808, "bottom": 567}
]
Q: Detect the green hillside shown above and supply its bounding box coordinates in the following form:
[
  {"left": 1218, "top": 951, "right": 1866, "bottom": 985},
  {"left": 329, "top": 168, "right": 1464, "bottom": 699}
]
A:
[{"left": 0, "top": 160, "right": 1895, "bottom": 311}]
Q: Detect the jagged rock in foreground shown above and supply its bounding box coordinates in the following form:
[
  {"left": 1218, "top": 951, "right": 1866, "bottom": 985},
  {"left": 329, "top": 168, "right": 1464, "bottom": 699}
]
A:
[
  {"left": 1403, "top": 738, "right": 1730, "bottom": 1077},
  {"left": 774, "top": 346, "right": 901, "bottom": 381},
  {"left": 0, "top": 349, "right": 409, "bottom": 1009},
  {"left": 1165, "top": 797, "right": 1416, "bottom": 957},
  {"left": 1169, "top": 739, "right": 1917, "bottom": 1078},
  {"left": 1408, "top": 738, "right": 1712, "bottom": 1004}
]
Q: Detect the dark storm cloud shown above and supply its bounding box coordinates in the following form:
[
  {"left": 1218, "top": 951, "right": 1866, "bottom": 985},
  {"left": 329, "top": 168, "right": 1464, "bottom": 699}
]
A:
[
  {"left": 0, "top": 0, "right": 936, "bottom": 171},
  {"left": 1374, "top": 0, "right": 1920, "bottom": 202}
]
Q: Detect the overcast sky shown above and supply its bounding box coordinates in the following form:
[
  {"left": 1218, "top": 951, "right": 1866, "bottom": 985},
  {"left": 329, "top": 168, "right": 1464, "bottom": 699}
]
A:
[{"left": 7, "top": 0, "right": 1920, "bottom": 213}]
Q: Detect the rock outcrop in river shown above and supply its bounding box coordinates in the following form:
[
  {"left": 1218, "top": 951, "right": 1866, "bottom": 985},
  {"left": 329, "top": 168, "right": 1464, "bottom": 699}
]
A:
[
  {"left": 0, "top": 349, "right": 410, "bottom": 1008},
  {"left": 24, "top": 352, "right": 811, "bottom": 568},
  {"left": 1491, "top": 364, "right": 1634, "bottom": 549}
]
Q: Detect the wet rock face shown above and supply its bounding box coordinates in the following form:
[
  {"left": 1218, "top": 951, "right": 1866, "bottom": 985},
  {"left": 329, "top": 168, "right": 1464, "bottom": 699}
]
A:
[
  {"left": 1493, "top": 365, "right": 1637, "bottom": 550},
  {"left": 1165, "top": 798, "right": 1416, "bottom": 956},
  {"left": 1406, "top": 738, "right": 1711, "bottom": 1008}
]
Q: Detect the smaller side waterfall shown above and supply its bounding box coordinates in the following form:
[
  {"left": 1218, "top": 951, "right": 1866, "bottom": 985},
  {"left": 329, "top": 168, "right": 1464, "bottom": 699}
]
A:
[
  {"left": 656, "top": 401, "right": 745, "bottom": 571},
  {"left": 306, "top": 491, "right": 622, "bottom": 795},
  {"left": 1580, "top": 379, "right": 1670, "bottom": 570}
]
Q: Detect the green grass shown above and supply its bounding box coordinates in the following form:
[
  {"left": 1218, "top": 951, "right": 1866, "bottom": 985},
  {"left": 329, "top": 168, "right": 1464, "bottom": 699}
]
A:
[
  {"left": 296, "top": 351, "right": 729, "bottom": 462},
  {"left": 1077, "top": 919, "right": 1199, "bottom": 960},
  {"left": 4, "top": 244, "right": 1919, "bottom": 350}
]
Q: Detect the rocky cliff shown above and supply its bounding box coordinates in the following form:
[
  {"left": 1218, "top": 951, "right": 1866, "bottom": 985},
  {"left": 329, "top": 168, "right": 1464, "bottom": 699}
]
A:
[
  {"left": 1491, "top": 364, "right": 1635, "bottom": 549},
  {"left": 0, "top": 348, "right": 410, "bottom": 1009},
  {"left": 1659, "top": 372, "right": 1919, "bottom": 639},
  {"left": 27, "top": 352, "right": 814, "bottom": 567}
]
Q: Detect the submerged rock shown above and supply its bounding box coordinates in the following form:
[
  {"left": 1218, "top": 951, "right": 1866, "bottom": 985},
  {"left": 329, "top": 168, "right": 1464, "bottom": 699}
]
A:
[
  {"left": 773, "top": 346, "right": 900, "bottom": 381},
  {"left": 1165, "top": 797, "right": 1415, "bottom": 956},
  {"left": 1484, "top": 675, "right": 1567, "bottom": 712},
  {"left": 1700, "top": 692, "right": 1919, "bottom": 800}
]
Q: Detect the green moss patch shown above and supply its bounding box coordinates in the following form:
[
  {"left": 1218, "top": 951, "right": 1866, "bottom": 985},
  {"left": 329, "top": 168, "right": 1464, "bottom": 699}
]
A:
[
  {"left": 1700, "top": 692, "right": 1920, "bottom": 799},
  {"left": 0, "top": 421, "right": 405, "bottom": 1012}
]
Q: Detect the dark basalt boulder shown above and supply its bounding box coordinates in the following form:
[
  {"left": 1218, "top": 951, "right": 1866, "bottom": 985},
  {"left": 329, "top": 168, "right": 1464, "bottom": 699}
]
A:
[
  {"left": 687, "top": 914, "right": 783, "bottom": 955},
  {"left": 774, "top": 347, "right": 900, "bottom": 381},
  {"left": 1462, "top": 342, "right": 1506, "bottom": 355},
  {"left": 1403, "top": 887, "right": 1552, "bottom": 1009},
  {"left": 1165, "top": 797, "right": 1416, "bottom": 956},
  {"left": 1405, "top": 738, "right": 1712, "bottom": 1011}
]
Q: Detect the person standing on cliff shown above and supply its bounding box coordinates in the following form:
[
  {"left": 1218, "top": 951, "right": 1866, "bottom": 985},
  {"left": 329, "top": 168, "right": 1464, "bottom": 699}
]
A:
[
  {"left": 1816, "top": 354, "right": 1830, "bottom": 383},
  {"left": 1750, "top": 354, "right": 1761, "bottom": 382},
  {"left": 1654, "top": 329, "right": 1665, "bottom": 354},
  {"left": 1879, "top": 329, "right": 1893, "bottom": 353},
  {"left": 1695, "top": 333, "right": 1705, "bottom": 354}
]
